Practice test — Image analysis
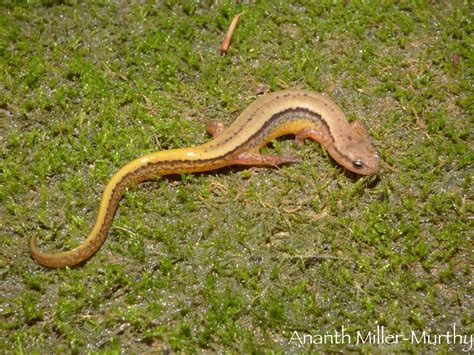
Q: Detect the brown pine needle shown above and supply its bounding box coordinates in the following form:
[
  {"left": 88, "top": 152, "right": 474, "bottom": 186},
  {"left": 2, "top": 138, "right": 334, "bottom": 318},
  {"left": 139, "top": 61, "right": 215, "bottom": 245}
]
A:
[{"left": 220, "top": 13, "right": 241, "bottom": 56}]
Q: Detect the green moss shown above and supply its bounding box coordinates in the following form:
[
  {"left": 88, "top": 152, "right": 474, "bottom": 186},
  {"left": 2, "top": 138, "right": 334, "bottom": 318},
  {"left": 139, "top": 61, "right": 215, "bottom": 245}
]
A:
[{"left": 0, "top": 0, "right": 472, "bottom": 353}]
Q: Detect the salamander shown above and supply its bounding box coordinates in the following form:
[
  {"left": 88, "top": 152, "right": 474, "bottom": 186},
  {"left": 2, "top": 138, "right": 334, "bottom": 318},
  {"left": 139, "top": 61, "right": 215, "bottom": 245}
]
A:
[{"left": 30, "top": 89, "right": 380, "bottom": 267}]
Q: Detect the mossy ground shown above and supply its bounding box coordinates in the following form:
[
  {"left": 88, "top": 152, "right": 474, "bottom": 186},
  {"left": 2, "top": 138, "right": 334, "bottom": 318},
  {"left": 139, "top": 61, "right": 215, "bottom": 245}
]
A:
[{"left": 0, "top": 0, "right": 472, "bottom": 352}]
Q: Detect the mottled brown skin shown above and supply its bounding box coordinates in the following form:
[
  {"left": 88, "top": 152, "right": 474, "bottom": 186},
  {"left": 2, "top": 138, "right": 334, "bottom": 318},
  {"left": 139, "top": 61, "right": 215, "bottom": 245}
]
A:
[{"left": 30, "top": 90, "right": 380, "bottom": 268}]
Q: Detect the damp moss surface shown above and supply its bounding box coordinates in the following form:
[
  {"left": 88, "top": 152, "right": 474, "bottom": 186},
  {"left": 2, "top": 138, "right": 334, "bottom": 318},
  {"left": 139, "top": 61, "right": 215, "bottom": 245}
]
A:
[{"left": 0, "top": 0, "right": 473, "bottom": 353}]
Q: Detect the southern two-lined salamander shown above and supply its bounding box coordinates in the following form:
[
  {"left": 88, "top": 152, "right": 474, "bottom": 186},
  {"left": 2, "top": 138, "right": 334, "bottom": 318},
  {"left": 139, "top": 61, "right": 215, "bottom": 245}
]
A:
[{"left": 30, "top": 89, "right": 380, "bottom": 268}]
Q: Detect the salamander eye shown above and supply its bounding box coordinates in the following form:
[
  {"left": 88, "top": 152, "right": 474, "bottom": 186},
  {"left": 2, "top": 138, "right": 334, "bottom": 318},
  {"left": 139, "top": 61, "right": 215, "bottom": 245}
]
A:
[{"left": 352, "top": 160, "right": 364, "bottom": 169}]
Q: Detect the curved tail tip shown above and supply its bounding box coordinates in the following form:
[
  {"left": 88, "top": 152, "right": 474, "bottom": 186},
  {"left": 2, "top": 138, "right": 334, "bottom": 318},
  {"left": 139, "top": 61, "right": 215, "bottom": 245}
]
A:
[
  {"left": 29, "top": 236, "right": 43, "bottom": 263},
  {"left": 30, "top": 236, "right": 38, "bottom": 251}
]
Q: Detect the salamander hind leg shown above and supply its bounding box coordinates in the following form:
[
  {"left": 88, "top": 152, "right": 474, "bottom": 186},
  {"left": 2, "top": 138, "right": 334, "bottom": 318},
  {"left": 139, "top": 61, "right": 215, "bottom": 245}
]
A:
[
  {"left": 207, "top": 122, "right": 226, "bottom": 138},
  {"left": 230, "top": 151, "right": 298, "bottom": 167}
]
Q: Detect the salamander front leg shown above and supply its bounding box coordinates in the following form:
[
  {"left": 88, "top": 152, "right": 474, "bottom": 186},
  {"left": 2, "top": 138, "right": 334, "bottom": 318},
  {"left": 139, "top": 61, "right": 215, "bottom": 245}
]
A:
[
  {"left": 351, "top": 120, "right": 377, "bottom": 145},
  {"left": 295, "top": 127, "right": 331, "bottom": 146},
  {"left": 230, "top": 152, "right": 298, "bottom": 167}
]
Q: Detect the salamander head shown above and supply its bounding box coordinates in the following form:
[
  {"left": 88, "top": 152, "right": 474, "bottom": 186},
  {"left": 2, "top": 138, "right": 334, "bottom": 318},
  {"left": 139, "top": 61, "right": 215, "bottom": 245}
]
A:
[{"left": 336, "top": 120, "right": 380, "bottom": 176}]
